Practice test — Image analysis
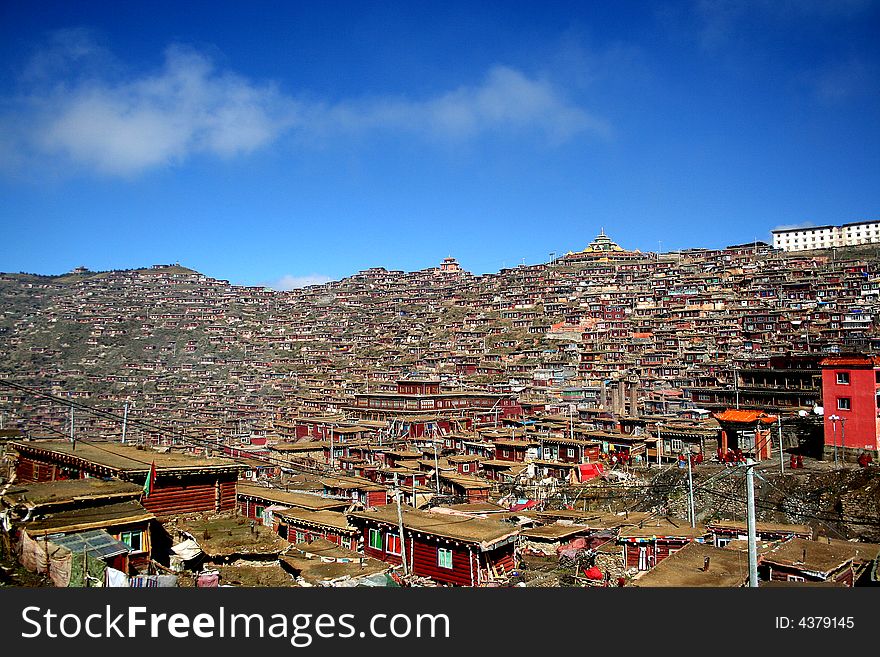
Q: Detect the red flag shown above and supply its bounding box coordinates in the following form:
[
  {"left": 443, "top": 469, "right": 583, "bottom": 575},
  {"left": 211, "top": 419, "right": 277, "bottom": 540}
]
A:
[{"left": 143, "top": 460, "right": 156, "bottom": 498}]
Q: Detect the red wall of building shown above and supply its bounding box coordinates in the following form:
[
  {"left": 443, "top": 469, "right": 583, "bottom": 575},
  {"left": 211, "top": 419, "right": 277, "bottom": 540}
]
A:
[
  {"left": 822, "top": 366, "right": 880, "bottom": 451},
  {"left": 360, "top": 526, "right": 513, "bottom": 586}
]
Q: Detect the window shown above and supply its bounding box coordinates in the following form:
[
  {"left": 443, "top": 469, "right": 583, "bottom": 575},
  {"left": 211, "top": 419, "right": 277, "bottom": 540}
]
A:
[
  {"left": 462, "top": 463, "right": 470, "bottom": 472},
  {"left": 837, "top": 372, "right": 850, "bottom": 384},
  {"left": 787, "top": 575, "right": 805, "bottom": 582},
  {"left": 386, "top": 533, "right": 401, "bottom": 555},
  {"left": 368, "top": 528, "right": 383, "bottom": 551},
  {"left": 567, "top": 448, "right": 576, "bottom": 458},
  {"left": 296, "top": 531, "right": 305, "bottom": 544},
  {"left": 438, "top": 548, "right": 453, "bottom": 569},
  {"left": 255, "top": 506, "right": 264, "bottom": 519},
  {"left": 837, "top": 398, "right": 851, "bottom": 411},
  {"left": 277, "top": 525, "right": 288, "bottom": 540},
  {"left": 120, "top": 531, "right": 142, "bottom": 552}
]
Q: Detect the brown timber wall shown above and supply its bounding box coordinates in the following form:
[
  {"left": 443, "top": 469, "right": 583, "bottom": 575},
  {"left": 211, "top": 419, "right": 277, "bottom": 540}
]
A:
[
  {"left": 141, "top": 474, "right": 238, "bottom": 517},
  {"left": 410, "top": 539, "right": 472, "bottom": 586},
  {"left": 15, "top": 457, "right": 56, "bottom": 482}
]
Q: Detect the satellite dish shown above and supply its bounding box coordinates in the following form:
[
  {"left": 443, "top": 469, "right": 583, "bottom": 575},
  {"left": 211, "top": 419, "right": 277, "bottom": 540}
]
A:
[{"left": 813, "top": 405, "right": 824, "bottom": 416}]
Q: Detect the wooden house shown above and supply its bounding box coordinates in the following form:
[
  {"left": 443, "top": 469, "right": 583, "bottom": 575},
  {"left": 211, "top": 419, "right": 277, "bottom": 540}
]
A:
[
  {"left": 618, "top": 517, "right": 709, "bottom": 571},
  {"left": 707, "top": 520, "right": 811, "bottom": 547},
  {"left": 759, "top": 537, "right": 880, "bottom": 586},
  {"left": 348, "top": 505, "right": 519, "bottom": 586},
  {"left": 10, "top": 440, "right": 245, "bottom": 518},
  {"left": 630, "top": 542, "right": 750, "bottom": 587},
  {"left": 2, "top": 478, "right": 155, "bottom": 573},
  {"left": 273, "top": 508, "right": 359, "bottom": 550}
]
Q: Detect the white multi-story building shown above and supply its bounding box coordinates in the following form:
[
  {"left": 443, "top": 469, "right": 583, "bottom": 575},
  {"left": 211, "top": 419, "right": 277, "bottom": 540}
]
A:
[{"left": 771, "top": 220, "right": 880, "bottom": 252}]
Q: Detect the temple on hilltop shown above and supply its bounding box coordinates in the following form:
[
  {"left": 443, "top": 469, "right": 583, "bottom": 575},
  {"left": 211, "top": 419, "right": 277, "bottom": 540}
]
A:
[
  {"left": 438, "top": 256, "right": 463, "bottom": 274},
  {"left": 563, "top": 229, "right": 641, "bottom": 262}
]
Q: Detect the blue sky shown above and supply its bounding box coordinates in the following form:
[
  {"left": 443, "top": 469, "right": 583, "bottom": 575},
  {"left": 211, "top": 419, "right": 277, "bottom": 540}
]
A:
[{"left": 1, "top": 1, "right": 878, "bottom": 287}]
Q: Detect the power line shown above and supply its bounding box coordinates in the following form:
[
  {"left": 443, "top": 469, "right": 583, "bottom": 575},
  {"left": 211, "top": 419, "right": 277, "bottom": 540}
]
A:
[{"left": 0, "top": 379, "right": 318, "bottom": 474}]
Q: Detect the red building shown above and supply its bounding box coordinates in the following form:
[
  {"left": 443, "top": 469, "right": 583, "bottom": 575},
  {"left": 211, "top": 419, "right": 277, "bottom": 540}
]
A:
[
  {"left": 820, "top": 355, "right": 880, "bottom": 460},
  {"left": 349, "top": 379, "right": 522, "bottom": 432},
  {"left": 348, "top": 505, "right": 518, "bottom": 586},
  {"left": 274, "top": 509, "right": 359, "bottom": 551},
  {"left": 10, "top": 440, "right": 244, "bottom": 518},
  {"left": 711, "top": 409, "right": 777, "bottom": 462},
  {"left": 618, "top": 519, "right": 709, "bottom": 572}
]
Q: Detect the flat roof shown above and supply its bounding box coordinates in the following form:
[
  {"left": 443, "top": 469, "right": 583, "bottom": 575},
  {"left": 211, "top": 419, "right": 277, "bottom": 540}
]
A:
[
  {"left": 349, "top": 505, "right": 519, "bottom": 548},
  {"left": 275, "top": 508, "right": 356, "bottom": 533},
  {"left": 534, "top": 510, "right": 653, "bottom": 529},
  {"left": 632, "top": 543, "right": 748, "bottom": 587},
  {"left": 619, "top": 517, "right": 708, "bottom": 540},
  {"left": 521, "top": 523, "right": 593, "bottom": 540},
  {"left": 24, "top": 500, "right": 155, "bottom": 534},
  {"left": 761, "top": 538, "right": 880, "bottom": 573},
  {"left": 11, "top": 440, "right": 244, "bottom": 476},
  {"left": 236, "top": 482, "right": 349, "bottom": 511},
  {"left": 708, "top": 520, "right": 811, "bottom": 536},
  {"left": 2, "top": 479, "right": 144, "bottom": 509}
]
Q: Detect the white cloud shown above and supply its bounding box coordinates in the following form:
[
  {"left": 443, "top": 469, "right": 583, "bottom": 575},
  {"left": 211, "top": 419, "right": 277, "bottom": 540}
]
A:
[
  {"left": 25, "top": 45, "right": 294, "bottom": 175},
  {"left": 320, "top": 66, "right": 609, "bottom": 142},
  {"left": 771, "top": 221, "right": 815, "bottom": 231},
  {"left": 1, "top": 35, "right": 607, "bottom": 177},
  {"left": 269, "top": 274, "right": 333, "bottom": 290}
]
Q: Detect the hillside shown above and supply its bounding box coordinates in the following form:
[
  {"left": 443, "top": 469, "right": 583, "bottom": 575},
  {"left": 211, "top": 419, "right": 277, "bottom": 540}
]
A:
[{"left": 2, "top": 238, "right": 880, "bottom": 443}]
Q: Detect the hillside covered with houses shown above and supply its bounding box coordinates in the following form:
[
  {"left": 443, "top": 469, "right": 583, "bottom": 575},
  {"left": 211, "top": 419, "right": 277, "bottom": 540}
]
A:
[{"left": 1, "top": 232, "right": 879, "bottom": 587}]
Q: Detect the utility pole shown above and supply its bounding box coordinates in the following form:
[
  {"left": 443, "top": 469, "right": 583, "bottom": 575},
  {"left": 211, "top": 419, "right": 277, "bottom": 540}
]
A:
[
  {"left": 840, "top": 418, "right": 846, "bottom": 465},
  {"left": 432, "top": 433, "right": 441, "bottom": 495},
  {"left": 777, "top": 415, "right": 784, "bottom": 475},
  {"left": 829, "top": 415, "right": 838, "bottom": 465},
  {"left": 656, "top": 423, "right": 662, "bottom": 467},
  {"left": 394, "top": 474, "right": 409, "bottom": 577},
  {"left": 121, "top": 402, "right": 129, "bottom": 444},
  {"left": 687, "top": 451, "right": 696, "bottom": 528},
  {"left": 745, "top": 459, "right": 759, "bottom": 588},
  {"left": 69, "top": 397, "right": 75, "bottom": 450},
  {"left": 329, "top": 424, "right": 334, "bottom": 470},
  {"left": 734, "top": 365, "right": 740, "bottom": 409}
]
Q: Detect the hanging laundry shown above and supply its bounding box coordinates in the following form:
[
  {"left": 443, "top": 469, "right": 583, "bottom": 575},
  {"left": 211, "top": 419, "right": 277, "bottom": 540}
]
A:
[
  {"left": 157, "top": 575, "right": 179, "bottom": 587},
  {"left": 197, "top": 570, "right": 220, "bottom": 587},
  {"left": 105, "top": 567, "right": 130, "bottom": 588},
  {"left": 130, "top": 575, "right": 160, "bottom": 588}
]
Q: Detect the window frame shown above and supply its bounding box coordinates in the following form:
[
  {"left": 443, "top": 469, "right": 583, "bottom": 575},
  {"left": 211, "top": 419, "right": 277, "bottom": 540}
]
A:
[
  {"left": 368, "top": 528, "right": 383, "bottom": 551},
  {"left": 120, "top": 530, "right": 143, "bottom": 553},
  {"left": 385, "top": 532, "right": 401, "bottom": 555},
  {"left": 438, "top": 547, "right": 453, "bottom": 569}
]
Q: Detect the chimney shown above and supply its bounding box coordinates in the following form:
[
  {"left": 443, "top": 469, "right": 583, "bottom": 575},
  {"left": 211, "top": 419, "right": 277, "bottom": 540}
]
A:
[
  {"left": 629, "top": 376, "right": 639, "bottom": 418},
  {"left": 702, "top": 556, "right": 711, "bottom": 572}
]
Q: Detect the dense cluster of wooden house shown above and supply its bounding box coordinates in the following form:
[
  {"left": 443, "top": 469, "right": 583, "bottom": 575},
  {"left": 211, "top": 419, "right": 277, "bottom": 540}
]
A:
[
  {"left": 2, "top": 231, "right": 880, "bottom": 586},
  {"left": 1, "top": 436, "right": 877, "bottom": 587}
]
